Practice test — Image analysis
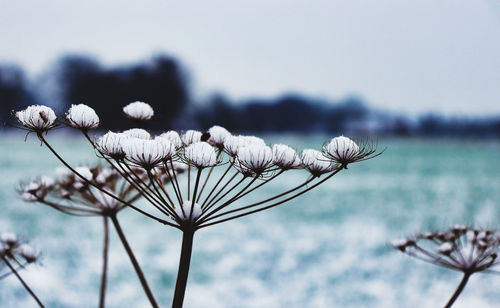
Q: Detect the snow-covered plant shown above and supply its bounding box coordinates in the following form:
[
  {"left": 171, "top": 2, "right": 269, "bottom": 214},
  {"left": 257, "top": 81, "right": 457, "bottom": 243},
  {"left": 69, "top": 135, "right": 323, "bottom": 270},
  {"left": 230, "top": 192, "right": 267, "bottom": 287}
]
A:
[
  {"left": 20, "top": 164, "right": 185, "bottom": 308},
  {"left": 0, "top": 232, "right": 43, "bottom": 306},
  {"left": 66, "top": 104, "right": 100, "bottom": 130},
  {"left": 392, "top": 225, "right": 500, "bottom": 308},
  {"left": 123, "top": 101, "right": 154, "bottom": 121},
  {"left": 16, "top": 102, "right": 381, "bottom": 307}
]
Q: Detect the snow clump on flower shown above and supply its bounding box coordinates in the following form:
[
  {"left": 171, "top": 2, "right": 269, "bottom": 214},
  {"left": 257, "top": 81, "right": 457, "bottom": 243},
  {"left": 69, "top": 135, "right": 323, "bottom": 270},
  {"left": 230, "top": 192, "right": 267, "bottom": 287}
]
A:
[
  {"left": 16, "top": 105, "right": 57, "bottom": 131},
  {"left": 123, "top": 101, "right": 154, "bottom": 120},
  {"left": 66, "top": 104, "right": 99, "bottom": 129}
]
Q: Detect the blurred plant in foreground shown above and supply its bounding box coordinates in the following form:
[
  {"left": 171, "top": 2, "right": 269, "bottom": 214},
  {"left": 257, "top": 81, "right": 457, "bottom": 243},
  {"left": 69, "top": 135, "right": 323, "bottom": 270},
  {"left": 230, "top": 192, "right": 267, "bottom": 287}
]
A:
[
  {"left": 20, "top": 164, "right": 185, "bottom": 308},
  {"left": 15, "top": 102, "right": 381, "bottom": 307},
  {"left": 0, "top": 232, "right": 43, "bottom": 307},
  {"left": 392, "top": 225, "right": 500, "bottom": 308}
]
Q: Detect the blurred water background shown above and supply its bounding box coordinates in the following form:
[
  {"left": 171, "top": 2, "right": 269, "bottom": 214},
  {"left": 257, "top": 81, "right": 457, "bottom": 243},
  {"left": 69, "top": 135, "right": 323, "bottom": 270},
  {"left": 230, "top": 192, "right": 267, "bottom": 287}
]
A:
[{"left": 0, "top": 133, "right": 499, "bottom": 307}]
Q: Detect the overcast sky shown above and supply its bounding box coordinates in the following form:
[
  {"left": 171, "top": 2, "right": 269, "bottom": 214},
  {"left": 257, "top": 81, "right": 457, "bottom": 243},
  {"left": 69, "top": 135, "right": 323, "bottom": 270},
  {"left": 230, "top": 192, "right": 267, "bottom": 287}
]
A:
[{"left": 1, "top": 0, "right": 499, "bottom": 115}]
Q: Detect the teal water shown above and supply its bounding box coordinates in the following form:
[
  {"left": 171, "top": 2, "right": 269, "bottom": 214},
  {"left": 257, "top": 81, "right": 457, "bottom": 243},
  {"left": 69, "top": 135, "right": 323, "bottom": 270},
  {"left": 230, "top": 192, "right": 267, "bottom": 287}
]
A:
[{"left": 0, "top": 133, "right": 499, "bottom": 307}]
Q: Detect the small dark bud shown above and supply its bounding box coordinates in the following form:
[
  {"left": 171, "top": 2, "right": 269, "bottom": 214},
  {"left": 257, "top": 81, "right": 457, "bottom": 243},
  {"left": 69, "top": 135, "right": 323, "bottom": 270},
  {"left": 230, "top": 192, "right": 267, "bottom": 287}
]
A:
[{"left": 201, "top": 132, "right": 210, "bottom": 142}]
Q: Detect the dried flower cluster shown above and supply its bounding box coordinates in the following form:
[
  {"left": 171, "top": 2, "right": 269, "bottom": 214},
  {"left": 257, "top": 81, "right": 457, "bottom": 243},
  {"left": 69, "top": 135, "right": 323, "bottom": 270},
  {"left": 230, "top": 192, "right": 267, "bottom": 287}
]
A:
[
  {"left": 123, "top": 101, "right": 154, "bottom": 121},
  {"left": 0, "top": 232, "right": 38, "bottom": 267},
  {"left": 15, "top": 102, "right": 381, "bottom": 308},
  {"left": 21, "top": 164, "right": 186, "bottom": 217},
  {"left": 0, "top": 232, "right": 43, "bottom": 307},
  {"left": 393, "top": 225, "right": 500, "bottom": 307},
  {"left": 15, "top": 105, "right": 57, "bottom": 132},
  {"left": 393, "top": 225, "right": 500, "bottom": 274}
]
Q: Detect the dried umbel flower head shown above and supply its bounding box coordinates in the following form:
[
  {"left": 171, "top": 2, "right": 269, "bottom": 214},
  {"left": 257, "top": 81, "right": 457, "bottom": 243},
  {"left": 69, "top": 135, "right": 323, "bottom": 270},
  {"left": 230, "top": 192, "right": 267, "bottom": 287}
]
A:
[
  {"left": 182, "top": 130, "right": 202, "bottom": 146},
  {"left": 97, "top": 131, "right": 130, "bottom": 159},
  {"left": 122, "top": 138, "right": 174, "bottom": 169},
  {"left": 323, "top": 137, "right": 380, "bottom": 168},
  {"left": 15, "top": 105, "right": 57, "bottom": 132},
  {"left": 159, "top": 131, "right": 183, "bottom": 149},
  {"left": 237, "top": 145, "right": 274, "bottom": 174},
  {"left": 17, "top": 244, "right": 37, "bottom": 263},
  {"left": 20, "top": 102, "right": 383, "bottom": 308},
  {"left": 66, "top": 104, "right": 100, "bottom": 130},
  {"left": 301, "top": 149, "right": 334, "bottom": 177},
  {"left": 223, "top": 135, "right": 265, "bottom": 157},
  {"left": 0, "top": 233, "right": 17, "bottom": 247},
  {"left": 392, "top": 225, "right": 500, "bottom": 273},
  {"left": 207, "top": 125, "right": 231, "bottom": 148},
  {"left": 22, "top": 165, "right": 141, "bottom": 216},
  {"left": 272, "top": 144, "right": 302, "bottom": 170},
  {"left": 19, "top": 176, "right": 54, "bottom": 202},
  {"left": 0, "top": 233, "right": 38, "bottom": 264},
  {"left": 392, "top": 226, "right": 500, "bottom": 307},
  {"left": 123, "top": 128, "right": 151, "bottom": 140},
  {"left": 183, "top": 142, "right": 218, "bottom": 168},
  {"left": 123, "top": 101, "right": 154, "bottom": 120}
]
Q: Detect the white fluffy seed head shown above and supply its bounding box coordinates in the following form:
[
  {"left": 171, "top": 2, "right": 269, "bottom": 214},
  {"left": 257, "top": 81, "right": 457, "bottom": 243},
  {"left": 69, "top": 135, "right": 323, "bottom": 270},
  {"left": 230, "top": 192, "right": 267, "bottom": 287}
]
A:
[
  {"left": 184, "top": 142, "right": 218, "bottom": 168},
  {"left": 438, "top": 242, "right": 454, "bottom": 254},
  {"left": 207, "top": 125, "right": 231, "bottom": 147},
  {"left": 16, "top": 105, "right": 57, "bottom": 131},
  {"left": 272, "top": 144, "right": 302, "bottom": 169},
  {"left": 237, "top": 145, "right": 274, "bottom": 172},
  {"left": 123, "top": 128, "right": 151, "bottom": 140},
  {"left": 122, "top": 138, "right": 174, "bottom": 168},
  {"left": 75, "top": 167, "right": 93, "bottom": 182},
  {"left": 159, "top": 131, "right": 182, "bottom": 149},
  {"left": 174, "top": 201, "right": 202, "bottom": 222},
  {"left": 21, "top": 192, "right": 38, "bottom": 202},
  {"left": 17, "top": 244, "right": 37, "bottom": 262},
  {"left": 182, "top": 130, "right": 203, "bottom": 146},
  {"left": 40, "top": 176, "right": 55, "bottom": 188},
  {"left": 97, "top": 131, "right": 130, "bottom": 158},
  {"left": 325, "top": 136, "right": 359, "bottom": 163},
  {"left": 1, "top": 232, "right": 17, "bottom": 244},
  {"left": 66, "top": 104, "right": 99, "bottom": 129},
  {"left": 123, "top": 101, "right": 154, "bottom": 120},
  {"left": 224, "top": 135, "right": 266, "bottom": 156},
  {"left": 301, "top": 149, "right": 332, "bottom": 175},
  {"left": 391, "top": 239, "right": 408, "bottom": 249},
  {"left": 22, "top": 177, "right": 53, "bottom": 201}
]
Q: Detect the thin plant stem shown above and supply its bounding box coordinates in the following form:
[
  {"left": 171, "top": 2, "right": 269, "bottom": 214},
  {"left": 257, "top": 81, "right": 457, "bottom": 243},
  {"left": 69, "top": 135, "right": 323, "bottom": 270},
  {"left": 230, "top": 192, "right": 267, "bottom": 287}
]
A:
[
  {"left": 195, "top": 151, "right": 222, "bottom": 203},
  {"left": 199, "top": 175, "right": 315, "bottom": 224},
  {"left": 163, "top": 161, "right": 182, "bottom": 205},
  {"left": 445, "top": 272, "right": 471, "bottom": 308},
  {"left": 199, "top": 169, "right": 342, "bottom": 228},
  {"left": 99, "top": 216, "right": 110, "bottom": 308},
  {"left": 200, "top": 160, "right": 234, "bottom": 210},
  {"left": 169, "top": 158, "right": 184, "bottom": 202},
  {"left": 189, "top": 169, "right": 202, "bottom": 220},
  {"left": 202, "top": 175, "right": 246, "bottom": 213},
  {"left": 1, "top": 255, "right": 44, "bottom": 307},
  {"left": 187, "top": 166, "right": 191, "bottom": 201},
  {"left": 110, "top": 215, "right": 159, "bottom": 308},
  {"left": 38, "top": 134, "right": 175, "bottom": 227},
  {"left": 171, "top": 229, "right": 195, "bottom": 308}
]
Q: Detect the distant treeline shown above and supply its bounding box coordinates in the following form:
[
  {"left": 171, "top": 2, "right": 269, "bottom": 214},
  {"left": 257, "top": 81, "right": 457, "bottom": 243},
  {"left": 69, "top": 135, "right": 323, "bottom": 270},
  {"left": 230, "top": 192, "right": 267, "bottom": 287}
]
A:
[{"left": 1, "top": 54, "right": 499, "bottom": 137}]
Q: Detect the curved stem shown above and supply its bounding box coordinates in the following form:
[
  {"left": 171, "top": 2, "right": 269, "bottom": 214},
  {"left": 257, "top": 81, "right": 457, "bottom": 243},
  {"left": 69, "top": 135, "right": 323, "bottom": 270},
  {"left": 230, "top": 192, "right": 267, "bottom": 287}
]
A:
[
  {"left": 1, "top": 256, "right": 44, "bottom": 307},
  {"left": 99, "top": 217, "right": 110, "bottom": 308},
  {"left": 172, "top": 229, "right": 195, "bottom": 308},
  {"left": 445, "top": 272, "right": 471, "bottom": 308},
  {"left": 110, "top": 215, "right": 159, "bottom": 308},
  {"left": 38, "top": 134, "right": 175, "bottom": 227}
]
